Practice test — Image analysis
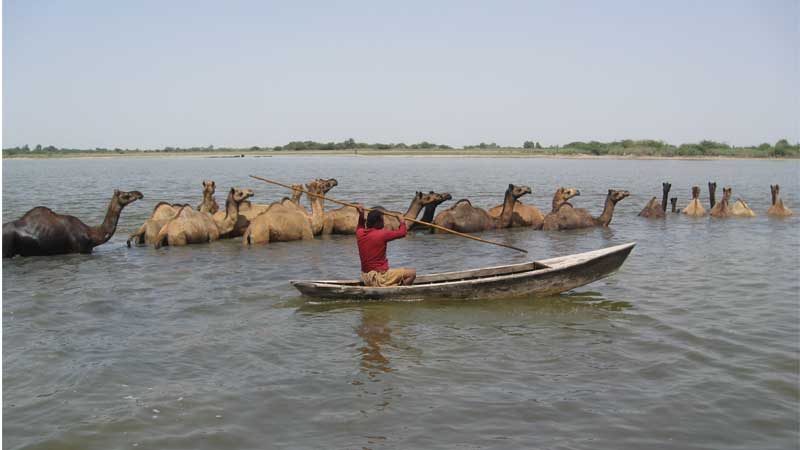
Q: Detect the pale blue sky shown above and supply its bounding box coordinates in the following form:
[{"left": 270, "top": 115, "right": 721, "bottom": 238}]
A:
[{"left": 3, "top": 0, "right": 798, "bottom": 148}]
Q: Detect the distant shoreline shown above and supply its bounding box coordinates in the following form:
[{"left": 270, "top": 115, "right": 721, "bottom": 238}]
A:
[{"left": 3, "top": 149, "right": 797, "bottom": 161}]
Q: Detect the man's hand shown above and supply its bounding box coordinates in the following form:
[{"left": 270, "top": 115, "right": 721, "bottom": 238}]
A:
[{"left": 355, "top": 204, "right": 365, "bottom": 217}]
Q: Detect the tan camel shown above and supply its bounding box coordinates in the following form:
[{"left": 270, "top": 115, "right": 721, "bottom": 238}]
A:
[
  {"left": 682, "top": 186, "right": 706, "bottom": 217},
  {"left": 487, "top": 189, "right": 546, "bottom": 229},
  {"left": 4, "top": 189, "right": 143, "bottom": 257},
  {"left": 542, "top": 189, "right": 630, "bottom": 230},
  {"left": 731, "top": 198, "right": 756, "bottom": 217},
  {"left": 549, "top": 187, "right": 581, "bottom": 212},
  {"left": 710, "top": 187, "right": 732, "bottom": 218},
  {"left": 242, "top": 197, "right": 314, "bottom": 245},
  {"left": 768, "top": 184, "right": 793, "bottom": 217},
  {"left": 638, "top": 182, "right": 671, "bottom": 218},
  {"left": 197, "top": 180, "right": 219, "bottom": 214},
  {"left": 126, "top": 202, "right": 189, "bottom": 246},
  {"left": 154, "top": 188, "right": 254, "bottom": 248},
  {"left": 432, "top": 184, "right": 532, "bottom": 233}
]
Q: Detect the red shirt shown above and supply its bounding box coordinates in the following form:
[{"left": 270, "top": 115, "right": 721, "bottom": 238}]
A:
[{"left": 356, "top": 214, "right": 407, "bottom": 273}]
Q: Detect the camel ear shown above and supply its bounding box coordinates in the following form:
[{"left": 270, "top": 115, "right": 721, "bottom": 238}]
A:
[
  {"left": 608, "top": 189, "right": 613, "bottom": 195},
  {"left": 416, "top": 191, "right": 422, "bottom": 198},
  {"left": 229, "top": 188, "right": 235, "bottom": 195},
  {"left": 114, "top": 189, "right": 120, "bottom": 196},
  {"left": 508, "top": 183, "right": 514, "bottom": 190}
]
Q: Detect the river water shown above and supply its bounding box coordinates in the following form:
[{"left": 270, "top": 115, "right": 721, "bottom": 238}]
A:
[{"left": 2, "top": 156, "right": 799, "bottom": 449}]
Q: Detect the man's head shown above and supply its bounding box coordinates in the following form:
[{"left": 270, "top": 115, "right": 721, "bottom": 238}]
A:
[{"left": 366, "top": 209, "right": 384, "bottom": 229}]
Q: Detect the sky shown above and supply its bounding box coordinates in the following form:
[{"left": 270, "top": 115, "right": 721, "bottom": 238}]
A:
[{"left": 2, "top": 0, "right": 798, "bottom": 149}]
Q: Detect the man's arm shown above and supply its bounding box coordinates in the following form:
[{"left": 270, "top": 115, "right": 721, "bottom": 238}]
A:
[
  {"left": 382, "top": 220, "right": 407, "bottom": 242},
  {"left": 356, "top": 205, "right": 365, "bottom": 230}
]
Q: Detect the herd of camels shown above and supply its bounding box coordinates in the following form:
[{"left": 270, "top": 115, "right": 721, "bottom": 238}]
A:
[{"left": 2, "top": 178, "right": 794, "bottom": 258}]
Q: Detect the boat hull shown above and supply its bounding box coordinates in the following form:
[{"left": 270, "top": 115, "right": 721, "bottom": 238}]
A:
[{"left": 291, "top": 243, "right": 635, "bottom": 301}]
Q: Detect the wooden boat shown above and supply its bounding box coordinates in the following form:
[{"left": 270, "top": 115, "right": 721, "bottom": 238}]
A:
[{"left": 291, "top": 242, "right": 635, "bottom": 301}]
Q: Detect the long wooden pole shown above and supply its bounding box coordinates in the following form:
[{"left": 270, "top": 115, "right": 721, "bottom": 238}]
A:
[{"left": 249, "top": 175, "right": 528, "bottom": 254}]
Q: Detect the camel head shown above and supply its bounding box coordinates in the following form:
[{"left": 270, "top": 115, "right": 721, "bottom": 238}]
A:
[
  {"left": 555, "top": 187, "right": 580, "bottom": 201},
  {"left": 691, "top": 186, "right": 701, "bottom": 199},
  {"left": 229, "top": 187, "right": 254, "bottom": 203},
  {"left": 770, "top": 184, "right": 779, "bottom": 205},
  {"left": 316, "top": 178, "right": 338, "bottom": 193},
  {"left": 608, "top": 189, "right": 631, "bottom": 204},
  {"left": 507, "top": 184, "right": 532, "bottom": 200},
  {"left": 427, "top": 191, "right": 452, "bottom": 206},
  {"left": 202, "top": 180, "right": 216, "bottom": 195},
  {"left": 721, "top": 187, "right": 732, "bottom": 202},
  {"left": 114, "top": 189, "right": 144, "bottom": 207}
]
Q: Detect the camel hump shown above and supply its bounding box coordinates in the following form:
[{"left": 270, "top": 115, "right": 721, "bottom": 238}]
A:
[
  {"left": 454, "top": 199, "right": 472, "bottom": 206},
  {"left": 152, "top": 202, "right": 172, "bottom": 213}
]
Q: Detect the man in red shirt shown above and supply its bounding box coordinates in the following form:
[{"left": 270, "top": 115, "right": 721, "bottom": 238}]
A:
[{"left": 356, "top": 206, "right": 416, "bottom": 286}]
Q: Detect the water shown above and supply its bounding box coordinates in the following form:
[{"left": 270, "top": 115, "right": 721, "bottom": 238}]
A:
[{"left": 3, "top": 156, "right": 799, "bottom": 449}]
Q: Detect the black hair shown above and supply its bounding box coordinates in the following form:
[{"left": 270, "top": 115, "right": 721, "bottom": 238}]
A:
[{"left": 366, "top": 209, "right": 384, "bottom": 228}]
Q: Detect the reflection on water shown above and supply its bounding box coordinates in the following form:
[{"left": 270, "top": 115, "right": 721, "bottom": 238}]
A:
[{"left": 355, "top": 309, "right": 394, "bottom": 379}]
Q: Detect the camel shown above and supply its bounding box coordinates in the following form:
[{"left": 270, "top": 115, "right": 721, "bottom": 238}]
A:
[
  {"left": 638, "top": 182, "right": 671, "bottom": 218},
  {"left": 731, "top": 198, "right": 756, "bottom": 217},
  {"left": 542, "top": 189, "right": 630, "bottom": 231},
  {"left": 326, "top": 190, "right": 450, "bottom": 234},
  {"left": 708, "top": 182, "right": 717, "bottom": 209},
  {"left": 4, "top": 189, "right": 143, "bottom": 258},
  {"left": 767, "top": 184, "right": 793, "bottom": 217},
  {"left": 549, "top": 187, "right": 581, "bottom": 212},
  {"left": 670, "top": 197, "right": 678, "bottom": 213},
  {"left": 242, "top": 192, "right": 315, "bottom": 246},
  {"left": 710, "top": 187, "right": 732, "bottom": 218},
  {"left": 126, "top": 202, "right": 189, "bottom": 247},
  {"left": 682, "top": 186, "right": 706, "bottom": 217},
  {"left": 487, "top": 190, "right": 546, "bottom": 229},
  {"left": 197, "top": 180, "right": 219, "bottom": 214},
  {"left": 410, "top": 192, "right": 453, "bottom": 231},
  {"left": 154, "top": 187, "right": 254, "bottom": 248},
  {"left": 432, "top": 184, "right": 532, "bottom": 233}
]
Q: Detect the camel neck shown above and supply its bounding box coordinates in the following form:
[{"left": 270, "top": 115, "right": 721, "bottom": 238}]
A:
[
  {"left": 403, "top": 197, "right": 425, "bottom": 227},
  {"left": 291, "top": 189, "right": 302, "bottom": 205},
  {"left": 661, "top": 185, "right": 670, "bottom": 213},
  {"left": 495, "top": 190, "right": 516, "bottom": 229},
  {"left": 595, "top": 194, "right": 618, "bottom": 226},
  {"left": 200, "top": 191, "right": 215, "bottom": 212},
  {"left": 90, "top": 196, "right": 123, "bottom": 245},
  {"left": 308, "top": 193, "right": 325, "bottom": 234},
  {"left": 215, "top": 193, "right": 240, "bottom": 234}
]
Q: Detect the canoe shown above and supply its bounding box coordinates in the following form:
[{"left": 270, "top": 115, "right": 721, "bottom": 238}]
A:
[{"left": 291, "top": 242, "right": 635, "bottom": 301}]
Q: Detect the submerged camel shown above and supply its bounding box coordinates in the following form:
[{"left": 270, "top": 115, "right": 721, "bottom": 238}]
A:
[
  {"left": 126, "top": 202, "right": 190, "bottom": 246},
  {"left": 638, "top": 182, "right": 671, "bottom": 218},
  {"left": 767, "top": 184, "right": 793, "bottom": 217},
  {"left": 241, "top": 183, "right": 323, "bottom": 245},
  {"left": 542, "top": 189, "right": 630, "bottom": 231},
  {"left": 410, "top": 192, "right": 453, "bottom": 231},
  {"left": 682, "top": 186, "right": 706, "bottom": 217},
  {"left": 326, "top": 190, "right": 451, "bottom": 234},
  {"left": 708, "top": 182, "right": 717, "bottom": 209},
  {"left": 128, "top": 181, "right": 213, "bottom": 246},
  {"left": 432, "top": 184, "right": 532, "bottom": 233},
  {"left": 487, "top": 192, "right": 545, "bottom": 229},
  {"left": 730, "top": 197, "right": 756, "bottom": 217},
  {"left": 4, "top": 189, "right": 143, "bottom": 258},
  {"left": 197, "top": 180, "right": 219, "bottom": 214},
  {"left": 710, "top": 187, "right": 733, "bottom": 218},
  {"left": 154, "top": 188, "right": 254, "bottom": 248}
]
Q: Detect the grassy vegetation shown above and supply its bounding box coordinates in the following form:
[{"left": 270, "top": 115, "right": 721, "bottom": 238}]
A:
[{"left": 3, "top": 139, "right": 798, "bottom": 159}]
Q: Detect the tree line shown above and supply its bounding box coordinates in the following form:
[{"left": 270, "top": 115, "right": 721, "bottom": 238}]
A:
[{"left": 3, "top": 138, "right": 798, "bottom": 158}]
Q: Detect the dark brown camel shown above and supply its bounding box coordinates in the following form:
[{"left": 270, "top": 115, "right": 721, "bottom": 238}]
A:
[
  {"left": 708, "top": 182, "right": 717, "bottom": 209},
  {"left": 410, "top": 192, "right": 453, "bottom": 231},
  {"left": 638, "top": 182, "right": 671, "bottom": 218},
  {"left": 3, "top": 190, "right": 143, "bottom": 258}
]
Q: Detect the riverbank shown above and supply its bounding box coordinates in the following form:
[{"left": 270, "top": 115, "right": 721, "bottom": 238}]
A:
[{"left": 3, "top": 148, "right": 798, "bottom": 160}]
